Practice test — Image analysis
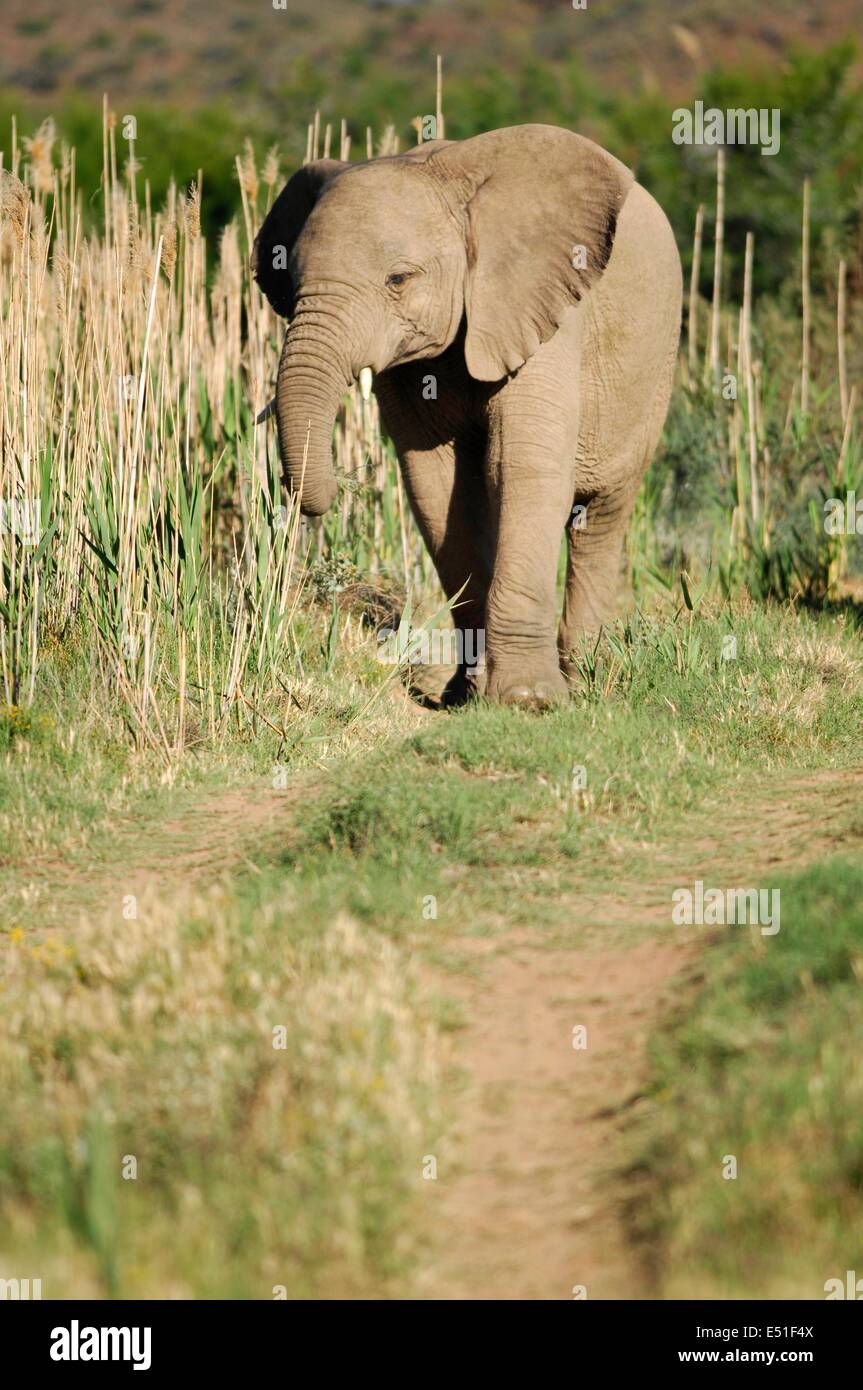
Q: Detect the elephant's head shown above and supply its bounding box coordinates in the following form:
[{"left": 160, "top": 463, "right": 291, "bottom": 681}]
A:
[{"left": 252, "top": 125, "right": 632, "bottom": 516}]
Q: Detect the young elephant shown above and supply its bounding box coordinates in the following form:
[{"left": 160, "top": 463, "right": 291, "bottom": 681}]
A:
[{"left": 253, "top": 124, "right": 682, "bottom": 708}]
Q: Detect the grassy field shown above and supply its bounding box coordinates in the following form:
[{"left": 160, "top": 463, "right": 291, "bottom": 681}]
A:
[{"left": 1, "top": 90, "right": 863, "bottom": 1297}]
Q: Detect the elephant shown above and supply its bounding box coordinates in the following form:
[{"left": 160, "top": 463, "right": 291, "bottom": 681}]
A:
[{"left": 252, "top": 124, "right": 682, "bottom": 709}]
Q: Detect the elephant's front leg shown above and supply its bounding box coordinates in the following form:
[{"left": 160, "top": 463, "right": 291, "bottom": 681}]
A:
[
  {"left": 375, "top": 365, "right": 494, "bottom": 704},
  {"left": 398, "top": 437, "right": 493, "bottom": 703},
  {"left": 482, "top": 316, "right": 583, "bottom": 708},
  {"left": 484, "top": 413, "right": 577, "bottom": 708},
  {"left": 484, "top": 467, "right": 573, "bottom": 707}
]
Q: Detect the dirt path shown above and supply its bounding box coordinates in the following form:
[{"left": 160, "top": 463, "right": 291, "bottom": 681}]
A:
[
  {"left": 418, "top": 934, "right": 697, "bottom": 1300},
  {"left": 419, "top": 768, "right": 863, "bottom": 1300}
]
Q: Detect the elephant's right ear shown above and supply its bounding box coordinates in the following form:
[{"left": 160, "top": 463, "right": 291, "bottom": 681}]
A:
[{"left": 252, "top": 159, "right": 348, "bottom": 316}]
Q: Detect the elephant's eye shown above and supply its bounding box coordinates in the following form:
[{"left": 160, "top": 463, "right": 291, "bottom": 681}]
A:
[{"left": 386, "top": 270, "right": 414, "bottom": 288}]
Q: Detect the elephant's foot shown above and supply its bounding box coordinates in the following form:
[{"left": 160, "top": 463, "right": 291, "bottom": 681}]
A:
[
  {"left": 486, "top": 661, "right": 569, "bottom": 711},
  {"left": 440, "top": 664, "right": 485, "bottom": 708}
]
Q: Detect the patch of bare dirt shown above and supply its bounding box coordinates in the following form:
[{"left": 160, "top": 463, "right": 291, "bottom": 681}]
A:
[
  {"left": 125, "top": 787, "right": 288, "bottom": 890},
  {"left": 419, "top": 936, "right": 698, "bottom": 1300}
]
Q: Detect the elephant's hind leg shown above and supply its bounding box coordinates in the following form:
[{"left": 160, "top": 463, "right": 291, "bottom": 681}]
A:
[
  {"left": 559, "top": 333, "right": 677, "bottom": 671},
  {"left": 558, "top": 479, "right": 640, "bottom": 674}
]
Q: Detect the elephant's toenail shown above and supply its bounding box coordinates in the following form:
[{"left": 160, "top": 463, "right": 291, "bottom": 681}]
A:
[
  {"left": 501, "top": 685, "right": 534, "bottom": 706},
  {"left": 534, "top": 682, "right": 567, "bottom": 707}
]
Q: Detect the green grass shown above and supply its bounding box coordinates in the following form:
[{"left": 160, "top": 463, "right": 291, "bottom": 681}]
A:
[
  {"left": 6, "top": 592, "right": 859, "bottom": 925},
  {"left": 629, "top": 856, "right": 863, "bottom": 1299},
  {"left": 1, "top": 890, "right": 442, "bottom": 1299}
]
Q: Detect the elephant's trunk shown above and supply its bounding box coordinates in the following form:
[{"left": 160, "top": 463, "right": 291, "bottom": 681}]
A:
[{"left": 274, "top": 299, "right": 355, "bottom": 517}]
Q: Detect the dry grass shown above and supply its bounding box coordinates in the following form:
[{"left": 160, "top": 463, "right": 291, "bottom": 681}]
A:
[
  {"left": 0, "top": 104, "right": 423, "bottom": 760},
  {"left": 1, "top": 883, "right": 444, "bottom": 1297}
]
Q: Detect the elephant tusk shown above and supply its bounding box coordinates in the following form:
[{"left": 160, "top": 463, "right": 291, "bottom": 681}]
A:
[{"left": 256, "top": 396, "right": 277, "bottom": 424}]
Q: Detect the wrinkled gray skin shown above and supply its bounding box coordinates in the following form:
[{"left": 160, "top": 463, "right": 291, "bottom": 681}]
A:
[{"left": 253, "top": 124, "right": 682, "bottom": 708}]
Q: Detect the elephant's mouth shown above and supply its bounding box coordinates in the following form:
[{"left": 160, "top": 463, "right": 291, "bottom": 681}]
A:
[{"left": 391, "top": 337, "right": 414, "bottom": 363}]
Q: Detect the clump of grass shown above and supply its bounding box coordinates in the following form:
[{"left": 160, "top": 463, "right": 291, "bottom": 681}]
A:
[
  {"left": 627, "top": 856, "right": 863, "bottom": 1299},
  {"left": 0, "top": 886, "right": 442, "bottom": 1297},
  {"left": 0, "top": 702, "right": 51, "bottom": 747},
  {"left": 635, "top": 147, "right": 862, "bottom": 609}
]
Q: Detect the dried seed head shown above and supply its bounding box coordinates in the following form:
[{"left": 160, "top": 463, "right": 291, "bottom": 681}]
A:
[
  {"left": 183, "top": 182, "right": 201, "bottom": 242},
  {"left": 126, "top": 215, "right": 146, "bottom": 295},
  {"left": 262, "top": 145, "right": 280, "bottom": 190},
  {"left": 218, "top": 221, "right": 241, "bottom": 293},
  {"left": 161, "top": 217, "right": 177, "bottom": 283},
  {"left": 29, "top": 200, "right": 48, "bottom": 270},
  {"left": 0, "top": 170, "right": 29, "bottom": 256},
  {"left": 52, "top": 232, "right": 79, "bottom": 312},
  {"left": 24, "top": 117, "right": 57, "bottom": 195},
  {"left": 237, "top": 139, "right": 259, "bottom": 206}
]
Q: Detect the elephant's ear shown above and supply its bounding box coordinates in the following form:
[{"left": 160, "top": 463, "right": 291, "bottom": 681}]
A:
[
  {"left": 252, "top": 159, "right": 348, "bottom": 317},
  {"left": 429, "top": 126, "right": 633, "bottom": 381}
]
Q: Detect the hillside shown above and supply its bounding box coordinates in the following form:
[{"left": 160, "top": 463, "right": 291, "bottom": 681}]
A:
[{"left": 2, "top": 0, "right": 861, "bottom": 121}]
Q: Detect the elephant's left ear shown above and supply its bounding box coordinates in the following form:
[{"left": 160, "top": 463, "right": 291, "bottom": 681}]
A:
[
  {"left": 429, "top": 126, "right": 633, "bottom": 382},
  {"left": 252, "top": 159, "right": 349, "bottom": 316}
]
